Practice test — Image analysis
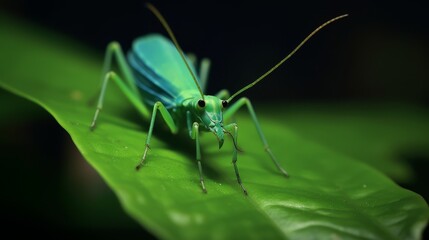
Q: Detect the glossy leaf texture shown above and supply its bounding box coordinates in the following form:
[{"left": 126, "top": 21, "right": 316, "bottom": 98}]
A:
[
  {"left": 276, "top": 103, "right": 429, "bottom": 183},
  {"left": 1, "top": 15, "right": 428, "bottom": 239}
]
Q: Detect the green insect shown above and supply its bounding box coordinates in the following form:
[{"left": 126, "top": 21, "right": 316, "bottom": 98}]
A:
[{"left": 90, "top": 3, "right": 348, "bottom": 194}]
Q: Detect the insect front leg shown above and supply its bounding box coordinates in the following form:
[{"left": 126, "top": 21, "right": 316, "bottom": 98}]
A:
[
  {"left": 223, "top": 97, "right": 289, "bottom": 177},
  {"left": 187, "top": 112, "right": 207, "bottom": 193},
  {"left": 136, "top": 101, "right": 178, "bottom": 170},
  {"left": 224, "top": 123, "right": 248, "bottom": 195}
]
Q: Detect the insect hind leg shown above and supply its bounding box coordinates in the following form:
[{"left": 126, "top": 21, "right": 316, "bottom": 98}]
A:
[
  {"left": 90, "top": 71, "right": 150, "bottom": 130},
  {"left": 90, "top": 42, "right": 151, "bottom": 130},
  {"left": 102, "top": 41, "right": 140, "bottom": 95}
]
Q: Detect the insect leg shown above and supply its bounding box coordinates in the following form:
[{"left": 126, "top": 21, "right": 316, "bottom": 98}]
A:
[
  {"left": 224, "top": 123, "right": 248, "bottom": 195},
  {"left": 90, "top": 42, "right": 151, "bottom": 129},
  {"left": 223, "top": 97, "right": 289, "bottom": 177},
  {"left": 199, "top": 58, "right": 211, "bottom": 91},
  {"left": 192, "top": 122, "right": 207, "bottom": 193},
  {"left": 215, "top": 89, "right": 230, "bottom": 99},
  {"left": 136, "top": 101, "right": 178, "bottom": 170},
  {"left": 185, "top": 53, "right": 209, "bottom": 92},
  {"left": 101, "top": 42, "right": 141, "bottom": 97},
  {"left": 186, "top": 53, "right": 197, "bottom": 68},
  {"left": 187, "top": 114, "right": 207, "bottom": 193},
  {"left": 90, "top": 71, "right": 149, "bottom": 130}
]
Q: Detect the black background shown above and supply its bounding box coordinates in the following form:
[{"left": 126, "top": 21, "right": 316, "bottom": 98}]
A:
[{"left": 2, "top": 0, "right": 428, "bottom": 104}]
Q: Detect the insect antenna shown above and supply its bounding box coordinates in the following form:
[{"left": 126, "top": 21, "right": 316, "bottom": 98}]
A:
[
  {"left": 146, "top": 3, "right": 205, "bottom": 100},
  {"left": 227, "top": 14, "right": 348, "bottom": 102}
]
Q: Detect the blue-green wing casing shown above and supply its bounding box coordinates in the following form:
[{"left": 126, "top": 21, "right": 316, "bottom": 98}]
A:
[{"left": 127, "top": 34, "right": 203, "bottom": 108}]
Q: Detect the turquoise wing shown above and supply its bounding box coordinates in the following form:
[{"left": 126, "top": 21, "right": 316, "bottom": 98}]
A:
[{"left": 127, "top": 34, "right": 203, "bottom": 108}]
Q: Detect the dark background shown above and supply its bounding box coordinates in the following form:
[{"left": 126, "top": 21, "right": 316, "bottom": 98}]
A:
[
  {"left": 2, "top": 0, "right": 428, "bottom": 104},
  {"left": 1, "top": 0, "right": 428, "bottom": 238}
]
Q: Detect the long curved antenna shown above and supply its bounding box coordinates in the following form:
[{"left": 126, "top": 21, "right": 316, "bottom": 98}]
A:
[
  {"left": 227, "top": 14, "right": 348, "bottom": 102},
  {"left": 146, "top": 3, "right": 205, "bottom": 100}
]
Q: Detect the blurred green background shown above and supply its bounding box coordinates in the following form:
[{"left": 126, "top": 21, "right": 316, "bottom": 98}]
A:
[{"left": 1, "top": 0, "right": 428, "bottom": 238}]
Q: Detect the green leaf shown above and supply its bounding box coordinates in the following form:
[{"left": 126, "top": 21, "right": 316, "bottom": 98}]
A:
[
  {"left": 279, "top": 103, "right": 429, "bottom": 183},
  {"left": 1, "top": 15, "right": 428, "bottom": 239}
]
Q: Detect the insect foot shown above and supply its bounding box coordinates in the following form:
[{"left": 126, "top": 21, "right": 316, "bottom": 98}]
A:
[{"left": 136, "top": 144, "right": 151, "bottom": 170}]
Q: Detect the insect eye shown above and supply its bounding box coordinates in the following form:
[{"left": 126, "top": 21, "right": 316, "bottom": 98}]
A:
[
  {"left": 198, "top": 99, "right": 206, "bottom": 108},
  {"left": 222, "top": 100, "right": 228, "bottom": 108}
]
